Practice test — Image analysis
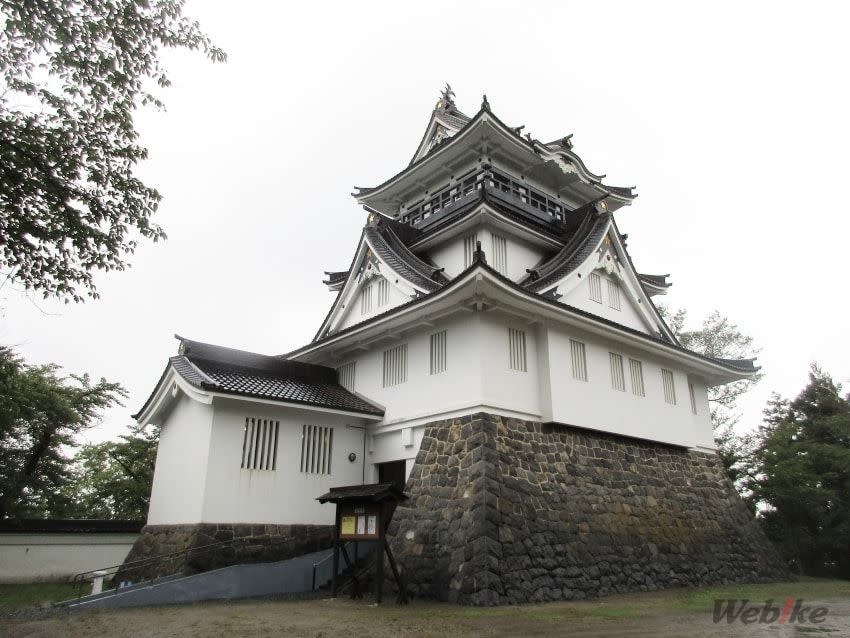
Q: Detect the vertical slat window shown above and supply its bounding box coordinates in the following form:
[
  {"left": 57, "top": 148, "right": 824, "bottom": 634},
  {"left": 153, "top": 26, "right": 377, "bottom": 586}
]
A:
[
  {"left": 609, "top": 352, "right": 625, "bottom": 391},
  {"left": 430, "top": 330, "right": 447, "bottom": 375},
  {"left": 629, "top": 359, "right": 645, "bottom": 397},
  {"left": 570, "top": 339, "right": 588, "bottom": 381},
  {"left": 382, "top": 344, "right": 408, "bottom": 387},
  {"left": 463, "top": 233, "right": 478, "bottom": 268},
  {"left": 337, "top": 362, "right": 356, "bottom": 392},
  {"left": 491, "top": 233, "right": 508, "bottom": 275},
  {"left": 508, "top": 328, "right": 527, "bottom": 372},
  {"left": 241, "top": 418, "right": 280, "bottom": 470},
  {"left": 689, "top": 382, "right": 698, "bottom": 414},
  {"left": 377, "top": 278, "right": 389, "bottom": 307},
  {"left": 607, "top": 279, "right": 622, "bottom": 310},
  {"left": 300, "top": 425, "right": 333, "bottom": 475},
  {"left": 360, "top": 283, "right": 373, "bottom": 315},
  {"left": 662, "top": 369, "right": 677, "bottom": 405},
  {"left": 588, "top": 272, "right": 603, "bottom": 303}
]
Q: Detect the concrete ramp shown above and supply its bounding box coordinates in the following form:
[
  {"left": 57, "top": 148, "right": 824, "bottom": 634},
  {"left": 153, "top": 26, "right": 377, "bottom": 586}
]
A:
[{"left": 62, "top": 544, "right": 371, "bottom": 610}]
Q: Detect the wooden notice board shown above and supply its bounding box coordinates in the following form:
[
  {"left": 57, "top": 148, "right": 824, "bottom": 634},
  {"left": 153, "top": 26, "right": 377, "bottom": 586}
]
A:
[{"left": 337, "top": 503, "right": 381, "bottom": 541}]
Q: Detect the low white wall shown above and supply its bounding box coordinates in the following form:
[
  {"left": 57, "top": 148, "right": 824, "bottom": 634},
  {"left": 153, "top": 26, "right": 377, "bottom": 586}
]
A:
[{"left": 0, "top": 533, "right": 137, "bottom": 583}]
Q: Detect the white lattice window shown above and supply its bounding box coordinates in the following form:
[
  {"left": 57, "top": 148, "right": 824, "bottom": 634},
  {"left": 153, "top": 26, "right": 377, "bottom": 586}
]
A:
[
  {"left": 689, "top": 382, "right": 698, "bottom": 414},
  {"left": 629, "top": 358, "right": 645, "bottom": 397},
  {"left": 463, "top": 233, "right": 478, "bottom": 268},
  {"left": 360, "top": 283, "right": 373, "bottom": 315},
  {"left": 376, "top": 278, "right": 389, "bottom": 307},
  {"left": 570, "top": 339, "right": 587, "bottom": 381},
  {"left": 241, "top": 418, "right": 280, "bottom": 471},
  {"left": 508, "top": 328, "right": 527, "bottom": 372},
  {"left": 491, "top": 233, "right": 508, "bottom": 275},
  {"left": 609, "top": 352, "right": 625, "bottom": 392},
  {"left": 383, "top": 344, "right": 408, "bottom": 387},
  {"left": 300, "top": 424, "right": 333, "bottom": 475},
  {"left": 662, "top": 369, "right": 677, "bottom": 405},
  {"left": 430, "top": 330, "right": 447, "bottom": 375},
  {"left": 607, "top": 279, "right": 621, "bottom": 310},
  {"left": 588, "top": 272, "right": 603, "bottom": 303},
  {"left": 337, "top": 362, "right": 356, "bottom": 392}
]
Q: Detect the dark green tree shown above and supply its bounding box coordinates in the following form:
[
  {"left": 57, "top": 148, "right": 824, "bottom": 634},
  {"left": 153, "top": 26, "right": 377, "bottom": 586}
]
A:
[
  {"left": 0, "top": 346, "right": 125, "bottom": 518},
  {"left": 0, "top": 0, "right": 224, "bottom": 302},
  {"left": 745, "top": 366, "right": 850, "bottom": 577},
  {"left": 65, "top": 426, "right": 158, "bottom": 520}
]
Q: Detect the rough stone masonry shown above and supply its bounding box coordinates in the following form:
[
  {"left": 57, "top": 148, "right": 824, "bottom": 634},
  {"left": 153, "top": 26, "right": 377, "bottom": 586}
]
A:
[{"left": 387, "top": 412, "right": 788, "bottom": 605}]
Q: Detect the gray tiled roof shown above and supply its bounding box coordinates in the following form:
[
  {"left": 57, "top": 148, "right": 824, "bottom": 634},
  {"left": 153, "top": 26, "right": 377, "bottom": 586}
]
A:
[
  {"left": 524, "top": 213, "right": 611, "bottom": 292},
  {"left": 135, "top": 338, "right": 384, "bottom": 418},
  {"left": 366, "top": 222, "right": 442, "bottom": 291}
]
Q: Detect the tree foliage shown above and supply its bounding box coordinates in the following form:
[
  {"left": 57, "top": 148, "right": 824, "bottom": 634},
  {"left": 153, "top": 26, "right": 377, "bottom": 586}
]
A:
[
  {"left": 0, "top": 346, "right": 125, "bottom": 518},
  {"left": 744, "top": 366, "right": 850, "bottom": 577},
  {"left": 0, "top": 0, "right": 225, "bottom": 302},
  {"left": 65, "top": 426, "right": 158, "bottom": 520}
]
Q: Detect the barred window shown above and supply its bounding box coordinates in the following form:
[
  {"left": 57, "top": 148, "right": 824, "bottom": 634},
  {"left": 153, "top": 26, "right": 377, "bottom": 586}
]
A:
[
  {"left": 337, "top": 362, "right": 356, "bottom": 392},
  {"left": 570, "top": 339, "right": 587, "bottom": 381},
  {"left": 463, "top": 233, "right": 478, "bottom": 268},
  {"left": 662, "top": 369, "right": 677, "bottom": 405},
  {"left": 629, "top": 358, "right": 645, "bottom": 397},
  {"left": 588, "top": 272, "right": 603, "bottom": 303},
  {"left": 491, "top": 233, "right": 508, "bottom": 275},
  {"left": 607, "top": 279, "right": 621, "bottom": 310},
  {"left": 383, "top": 344, "right": 408, "bottom": 387},
  {"left": 360, "top": 284, "right": 373, "bottom": 315},
  {"left": 508, "top": 328, "right": 527, "bottom": 372},
  {"left": 609, "top": 352, "right": 625, "bottom": 392},
  {"left": 430, "top": 330, "right": 447, "bottom": 375},
  {"left": 376, "top": 278, "right": 389, "bottom": 307},
  {"left": 300, "top": 425, "right": 333, "bottom": 475},
  {"left": 689, "top": 382, "right": 698, "bottom": 414},
  {"left": 241, "top": 418, "right": 280, "bottom": 471}
]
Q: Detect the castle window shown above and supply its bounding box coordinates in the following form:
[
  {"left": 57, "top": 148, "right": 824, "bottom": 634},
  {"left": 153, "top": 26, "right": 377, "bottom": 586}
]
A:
[
  {"left": 337, "top": 361, "right": 356, "bottom": 392},
  {"left": 570, "top": 339, "right": 587, "bottom": 381},
  {"left": 688, "top": 382, "right": 698, "bottom": 414},
  {"left": 383, "top": 343, "right": 408, "bottom": 387},
  {"left": 607, "top": 279, "right": 621, "bottom": 310},
  {"left": 588, "top": 272, "right": 603, "bottom": 303},
  {"left": 360, "top": 283, "right": 373, "bottom": 315},
  {"left": 463, "top": 233, "right": 478, "bottom": 268},
  {"left": 609, "top": 352, "right": 625, "bottom": 392},
  {"left": 508, "top": 328, "right": 527, "bottom": 372},
  {"left": 629, "top": 358, "right": 645, "bottom": 396},
  {"left": 662, "top": 369, "right": 677, "bottom": 405},
  {"left": 376, "top": 278, "right": 389, "bottom": 307},
  {"left": 300, "top": 424, "right": 333, "bottom": 475},
  {"left": 430, "top": 330, "right": 447, "bottom": 375},
  {"left": 491, "top": 233, "right": 508, "bottom": 275},
  {"left": 241, "top": 418, "right": 280, "bottom": 471}
]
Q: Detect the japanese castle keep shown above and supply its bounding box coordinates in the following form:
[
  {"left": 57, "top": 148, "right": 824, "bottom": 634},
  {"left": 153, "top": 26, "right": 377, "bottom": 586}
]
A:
[{"left": 130, "top": 88, "right": 787, "bottom": 603}]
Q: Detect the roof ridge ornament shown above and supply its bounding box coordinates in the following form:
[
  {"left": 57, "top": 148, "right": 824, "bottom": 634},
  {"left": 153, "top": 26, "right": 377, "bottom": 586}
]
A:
[
  {"left": 481, "top": 94, "right": 490, "bottom": 111},
  {"left": 436, "top": 83, "right": 455, "bottom": 110}
]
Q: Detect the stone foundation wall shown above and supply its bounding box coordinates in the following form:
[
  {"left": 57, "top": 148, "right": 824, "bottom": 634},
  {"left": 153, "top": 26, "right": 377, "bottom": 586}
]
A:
[
  {"left": 388, "top": 412, "right": 788, "bottom": 605},
  {"left": 118, "top": 523, "right": 334, "bottom": 582}
]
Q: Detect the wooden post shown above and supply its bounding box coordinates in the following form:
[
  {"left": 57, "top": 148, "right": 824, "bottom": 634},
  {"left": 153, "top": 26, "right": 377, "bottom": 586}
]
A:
[
  {"left": 331, "top": 541, "right": 339, "bottom": 597},
  {"left": 375, "top": 536, "right": 385, "bottom": 603}
]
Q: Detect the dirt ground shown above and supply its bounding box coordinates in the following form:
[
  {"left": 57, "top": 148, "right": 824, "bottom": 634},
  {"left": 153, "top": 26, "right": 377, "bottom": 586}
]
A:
[{"left": 3, "top": 589, "right": 850, "bottom": 638}]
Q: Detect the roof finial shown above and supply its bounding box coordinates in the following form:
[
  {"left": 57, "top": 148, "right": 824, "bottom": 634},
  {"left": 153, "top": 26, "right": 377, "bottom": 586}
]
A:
[
  {"left": 481, "top": 94, "right": 490, "bottom": 111},
  {"left": 437, "top": 83, "right": 455, "bottom": 110}
]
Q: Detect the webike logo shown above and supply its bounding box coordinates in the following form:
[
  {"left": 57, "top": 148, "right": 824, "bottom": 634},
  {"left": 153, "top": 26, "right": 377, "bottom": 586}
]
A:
[{"left": 713, "top": 598, "right": 829, "bottom": 625}]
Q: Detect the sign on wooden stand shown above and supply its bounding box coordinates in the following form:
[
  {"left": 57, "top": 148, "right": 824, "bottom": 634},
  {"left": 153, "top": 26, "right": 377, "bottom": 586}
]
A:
[{"left": 317, "top": 483, "right": 408, "bottom": 604}]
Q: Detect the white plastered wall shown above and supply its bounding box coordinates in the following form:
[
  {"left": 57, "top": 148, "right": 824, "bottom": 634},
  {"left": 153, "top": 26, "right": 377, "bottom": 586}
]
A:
[
  {"left": 201, "top": 399, "right": 368, "bottom": 525},
  {"left": 147, "top": 393, "right": 213, "bottom": 525}
]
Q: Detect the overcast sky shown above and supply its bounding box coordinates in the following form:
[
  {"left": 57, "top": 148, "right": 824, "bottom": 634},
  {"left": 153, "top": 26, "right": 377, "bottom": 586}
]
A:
[{"left": 2, "top": 1, "right": 848, "bottom": 445}]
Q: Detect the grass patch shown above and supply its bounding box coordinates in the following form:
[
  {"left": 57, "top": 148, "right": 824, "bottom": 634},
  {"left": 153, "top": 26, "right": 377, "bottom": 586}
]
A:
[
  {"left": 0, "top": 582, "right": 80, "bottom": 609},
  {"left": 674, "top": 577, "right": 850, "bottom": 612}
]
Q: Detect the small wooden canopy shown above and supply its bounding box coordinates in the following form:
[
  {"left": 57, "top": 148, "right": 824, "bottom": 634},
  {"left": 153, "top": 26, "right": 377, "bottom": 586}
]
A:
[{"left": 316, "top": 482, "right": 408, "bottom": 505}]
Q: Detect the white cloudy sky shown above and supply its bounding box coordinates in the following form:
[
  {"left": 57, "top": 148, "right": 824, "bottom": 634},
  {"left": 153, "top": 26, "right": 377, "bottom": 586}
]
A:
[{"left": 2, "top": 1, "right": 848, "bottom": 444}]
